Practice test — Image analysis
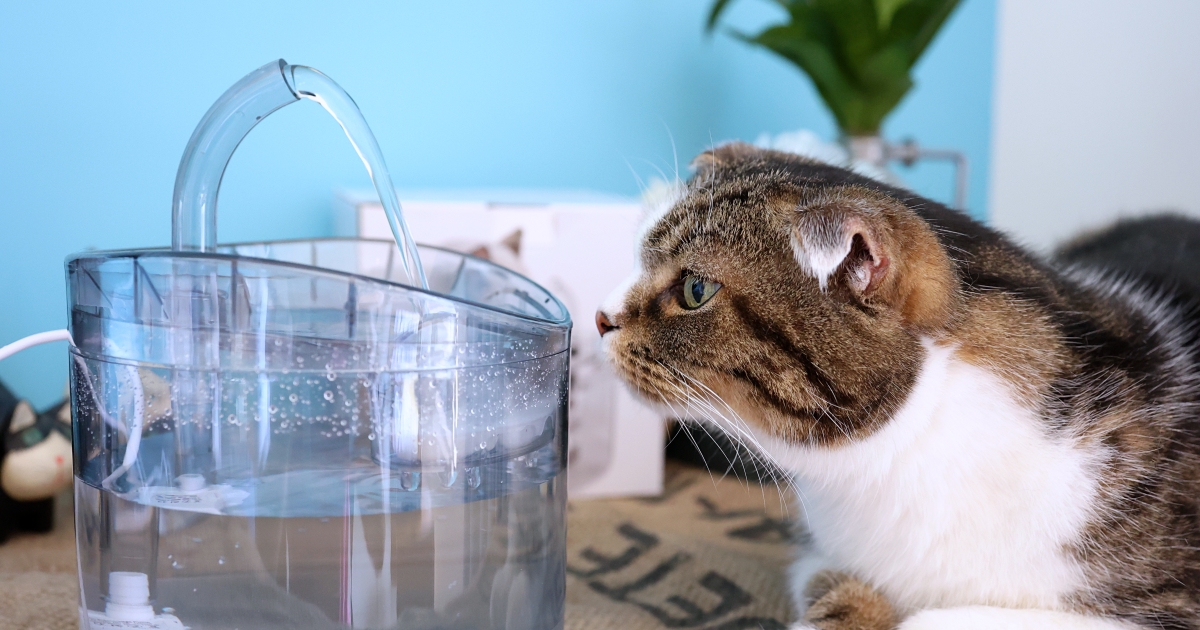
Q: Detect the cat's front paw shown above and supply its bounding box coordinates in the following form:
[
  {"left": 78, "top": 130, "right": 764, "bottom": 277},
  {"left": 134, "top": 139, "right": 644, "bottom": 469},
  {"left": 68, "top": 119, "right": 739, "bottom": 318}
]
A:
[{"left": 801, "top": 572, "right": 896, "bottom": 630}]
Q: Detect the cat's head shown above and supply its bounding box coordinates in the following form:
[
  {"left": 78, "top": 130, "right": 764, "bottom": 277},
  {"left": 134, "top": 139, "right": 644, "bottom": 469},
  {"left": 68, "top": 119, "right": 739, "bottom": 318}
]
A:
[{"left": 598, "top": 143, "right": 960, "bottom": 447}]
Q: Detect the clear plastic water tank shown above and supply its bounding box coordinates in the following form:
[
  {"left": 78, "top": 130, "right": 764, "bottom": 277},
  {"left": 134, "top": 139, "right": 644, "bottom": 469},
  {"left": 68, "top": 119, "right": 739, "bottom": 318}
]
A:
[{"left": 67, "top": 60, "right": 571, "bottom": 630}]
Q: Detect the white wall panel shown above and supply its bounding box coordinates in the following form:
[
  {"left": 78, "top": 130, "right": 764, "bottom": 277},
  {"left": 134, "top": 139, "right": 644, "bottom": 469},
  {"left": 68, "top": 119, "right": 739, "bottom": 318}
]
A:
[{"left": 990, "top": 0, "right": 1200, "bottom": 251}]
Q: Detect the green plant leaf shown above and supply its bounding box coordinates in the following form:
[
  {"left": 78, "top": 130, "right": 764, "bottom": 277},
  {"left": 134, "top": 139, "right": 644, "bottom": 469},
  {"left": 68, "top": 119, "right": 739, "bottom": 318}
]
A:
[
  {"left": 780, "top": 1, "right": 842, "bottom": 61},
  {"left": 749, "top": 24, "right": 861, "bottom": 131},
  {"left": 874, "top": 0, "right": 910, "bottom": 30},
  {"left": 813, "top": 0, "right": 879, "bottom": 71},
  {"left": 706, "top": 0, "right": 738, "bottom": 33},
  {"left": 707, "top": 0, "right": 792, "bottom": 33},
  {"left": 851, "top": 45, "right": 914, "bottom": 132},
  {"left": 885, "top": 0, "right": 961, "bottom": 62},
  {"left": 709, "top": 0, "right": 958, "bottom": 135}
]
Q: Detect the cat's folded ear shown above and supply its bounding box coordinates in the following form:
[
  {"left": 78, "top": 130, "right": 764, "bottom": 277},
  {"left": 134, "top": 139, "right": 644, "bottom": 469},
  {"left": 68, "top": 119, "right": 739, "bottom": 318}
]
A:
[
  {"left": 791, "top": 192, "right": 957, "bottom": 331},
  {"left": 690, "top": 142, "right": 759, "bottom": 177}
]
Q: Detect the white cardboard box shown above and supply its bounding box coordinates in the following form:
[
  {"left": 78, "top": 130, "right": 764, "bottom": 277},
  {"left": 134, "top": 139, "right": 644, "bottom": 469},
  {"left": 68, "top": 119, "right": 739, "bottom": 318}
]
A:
[{"left": 335, "top": 190, "right": 664, "bottom": 500}]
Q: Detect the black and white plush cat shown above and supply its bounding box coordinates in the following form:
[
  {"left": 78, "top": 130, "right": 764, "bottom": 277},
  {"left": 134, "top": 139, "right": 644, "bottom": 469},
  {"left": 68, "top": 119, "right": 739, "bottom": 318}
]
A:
[
  {"left": 0, "top": 381, "right": 72, "bottom": 542},
  {"left": 598, "top": 143, "right": 1200, "bottom": 629}
]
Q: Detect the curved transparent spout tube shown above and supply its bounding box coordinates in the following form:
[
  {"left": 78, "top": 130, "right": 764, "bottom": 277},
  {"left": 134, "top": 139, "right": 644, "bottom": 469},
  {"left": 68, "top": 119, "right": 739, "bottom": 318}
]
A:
[
  {"left": 172, "top": 60, "right": 298, "bottom": 253},
  {"left": 171, "top": 59, "right": 426, "bottom": 288}
]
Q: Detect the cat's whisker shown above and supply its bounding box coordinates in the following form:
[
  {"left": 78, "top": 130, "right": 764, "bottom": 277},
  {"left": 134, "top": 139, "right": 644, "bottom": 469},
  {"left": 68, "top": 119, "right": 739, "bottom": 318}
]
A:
[
  {"left": 648, "top": 372, "right": 720, "bottom": 489},
  {"left": 654, "top": 362, "right": 755, "bottom": 488},
  {"left": 820, "top": 407, "right": 854, "bottom": 443},
  {"left": 695, "top": 397, "right": 794, "bottom": 515},
  {"left": 655, "top": 359, "right": 798, "bottom": 514},
  {"left": 656, "top": 376, "right": 725, "bottom": 489},
  {"left": 671, "top": 378, "right": 766, "bottom": 466},
  {"left": 660, "top": 119, "right": 680, "bottom": 185},
  {"left": 623, "top": 158, "right": 650, "bottom": 198},
  {"left": 671, "top": 373, "right": 799, "bottom": 516}
]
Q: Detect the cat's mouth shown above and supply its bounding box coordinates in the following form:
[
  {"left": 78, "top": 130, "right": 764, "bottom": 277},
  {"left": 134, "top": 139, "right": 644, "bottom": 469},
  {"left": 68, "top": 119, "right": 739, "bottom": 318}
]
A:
[
  {"left": 604, "top": 343, "right": 680, "bottom": 405},
  {"left": 603, "top": 341, "right": 737, "bottom": 419},
  {"left": 606, "top": 340, "right": 863, "bottom": 447},
  {"left": 605, "top": 344, "right": 793, "bottom": 447}
]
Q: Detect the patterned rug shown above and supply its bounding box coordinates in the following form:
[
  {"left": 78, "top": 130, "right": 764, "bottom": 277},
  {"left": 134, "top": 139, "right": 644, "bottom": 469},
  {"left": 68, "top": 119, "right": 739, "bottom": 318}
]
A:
[{"left": 0, "top": 462, "right": 796, "bottom": 630}]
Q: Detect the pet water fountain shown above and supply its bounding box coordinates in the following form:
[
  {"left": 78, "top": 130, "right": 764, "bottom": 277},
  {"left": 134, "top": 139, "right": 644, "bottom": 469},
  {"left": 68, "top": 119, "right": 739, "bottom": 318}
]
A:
[{"left": 66, "top": 60, "right": 570, "bottom": 629}]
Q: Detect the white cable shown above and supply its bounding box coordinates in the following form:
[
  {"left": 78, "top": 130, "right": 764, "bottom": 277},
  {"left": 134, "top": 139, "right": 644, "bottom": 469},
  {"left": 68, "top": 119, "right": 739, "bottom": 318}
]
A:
[
  {"left": 0, "top": 329, "right": 73, "bottom": 361},
  {"left": 0, "top": 330, "right": 123, "bottom": 433},
  {"left": 0, "top": 328, "right": 145, "bottom": 490},
  {"left": 72, "top": 354, "right": 124, "bottom": 438},
  {"left": 101, "top": 365, "right": 144, "bottom": 491}
]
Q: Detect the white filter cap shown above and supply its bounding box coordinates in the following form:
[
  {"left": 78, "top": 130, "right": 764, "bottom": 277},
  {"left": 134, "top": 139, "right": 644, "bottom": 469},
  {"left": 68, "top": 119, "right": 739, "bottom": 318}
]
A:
[
  {"left": 106, "top": 572, "right": 155, "bottom": 621},
  {"left": 108, "top": 572, "right": 149, "bottom": 604},
  {"left": 176, "top": 474, "right": 206, "bottom": 492}
]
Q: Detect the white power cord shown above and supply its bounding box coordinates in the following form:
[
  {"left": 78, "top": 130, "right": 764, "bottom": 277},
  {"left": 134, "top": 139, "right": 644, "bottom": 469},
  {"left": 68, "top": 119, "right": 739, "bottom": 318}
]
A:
[
  {"left": 101, "top": 363, "right": 144, "bottom": 490},
  {"left": 0, "top": 329, "right": 73, "bottom": 362},
  {"left": 0, "top": 328, "right": 144, "bottom": 490}
]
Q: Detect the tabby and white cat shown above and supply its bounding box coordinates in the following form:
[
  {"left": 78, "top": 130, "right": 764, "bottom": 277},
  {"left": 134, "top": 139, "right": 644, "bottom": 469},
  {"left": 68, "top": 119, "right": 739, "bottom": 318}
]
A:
[{"left": 597, "top": 143, "right": 1200, "bottom": 630}]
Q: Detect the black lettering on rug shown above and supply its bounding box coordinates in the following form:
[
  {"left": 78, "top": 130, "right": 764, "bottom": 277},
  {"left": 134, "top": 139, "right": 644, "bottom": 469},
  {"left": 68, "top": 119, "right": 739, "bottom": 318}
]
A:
[
  {"left": 569, "top": 522, "right": 789, "bottom": 629},
  {"left": 568, "top": 522, "right": 659, "bottom": 578},
  {"left": 635, "top": 572, "right": 752, "bottom": 627}
]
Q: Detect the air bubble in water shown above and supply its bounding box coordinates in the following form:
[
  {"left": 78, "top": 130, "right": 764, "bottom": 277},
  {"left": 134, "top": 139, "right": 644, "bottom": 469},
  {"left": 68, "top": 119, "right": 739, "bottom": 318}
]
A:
[
  {"left": 289, "top": 393, "right": 298, "bottom": 403},
  {"left": 399, "top": 471, "right": 420, "bottom": 491},
  {"left": 323, "top": 390, "right": 334, "bottom": 402},
  {"left": 218, "top": 556, "right": 226, "bottom": 565},
  {"left": 466, "top": 467, "right": 481, "bottom": 489}
]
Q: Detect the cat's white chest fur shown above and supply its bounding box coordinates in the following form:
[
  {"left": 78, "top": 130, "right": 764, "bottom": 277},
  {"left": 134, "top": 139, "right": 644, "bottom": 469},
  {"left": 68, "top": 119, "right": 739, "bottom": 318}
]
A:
[{"left": 758, "top": 341, "right": 1102, "bottom": 614}]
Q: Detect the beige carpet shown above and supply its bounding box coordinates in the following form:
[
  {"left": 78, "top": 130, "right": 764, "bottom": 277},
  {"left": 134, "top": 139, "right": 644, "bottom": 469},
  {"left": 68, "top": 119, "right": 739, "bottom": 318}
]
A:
[{"left": 0, "top": 463, "right": 795, "bottom": 630}]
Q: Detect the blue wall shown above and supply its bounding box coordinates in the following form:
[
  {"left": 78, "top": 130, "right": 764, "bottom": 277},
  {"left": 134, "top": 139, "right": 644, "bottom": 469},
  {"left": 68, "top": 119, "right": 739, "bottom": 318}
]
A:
[{"left": 0, "top": 0, "right": 995, "bottom": 406}]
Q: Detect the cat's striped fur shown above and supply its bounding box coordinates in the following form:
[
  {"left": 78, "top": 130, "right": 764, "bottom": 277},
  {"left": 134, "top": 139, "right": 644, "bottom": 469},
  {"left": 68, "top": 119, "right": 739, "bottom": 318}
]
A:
[{"left": 598, "top": 143, "right": 1200, "bottom": 630}]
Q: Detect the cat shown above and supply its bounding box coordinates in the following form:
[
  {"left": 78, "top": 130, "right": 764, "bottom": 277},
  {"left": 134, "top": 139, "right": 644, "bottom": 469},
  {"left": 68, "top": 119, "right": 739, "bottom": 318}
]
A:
[{"left": 597, "top": 142, "right": 1200, "bottom": 630}]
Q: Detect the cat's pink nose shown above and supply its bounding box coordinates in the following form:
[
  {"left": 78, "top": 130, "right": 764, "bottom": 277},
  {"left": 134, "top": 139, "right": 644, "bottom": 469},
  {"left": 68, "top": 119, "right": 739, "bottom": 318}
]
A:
[{"left": 596, "top": 311, "right": 619, "bottom": 336}]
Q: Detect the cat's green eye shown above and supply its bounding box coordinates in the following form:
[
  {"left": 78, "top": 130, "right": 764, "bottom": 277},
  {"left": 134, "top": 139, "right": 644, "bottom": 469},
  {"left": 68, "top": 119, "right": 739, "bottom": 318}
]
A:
[{"left": 682, "top": 275, "right": 722, "bottom": 309}]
